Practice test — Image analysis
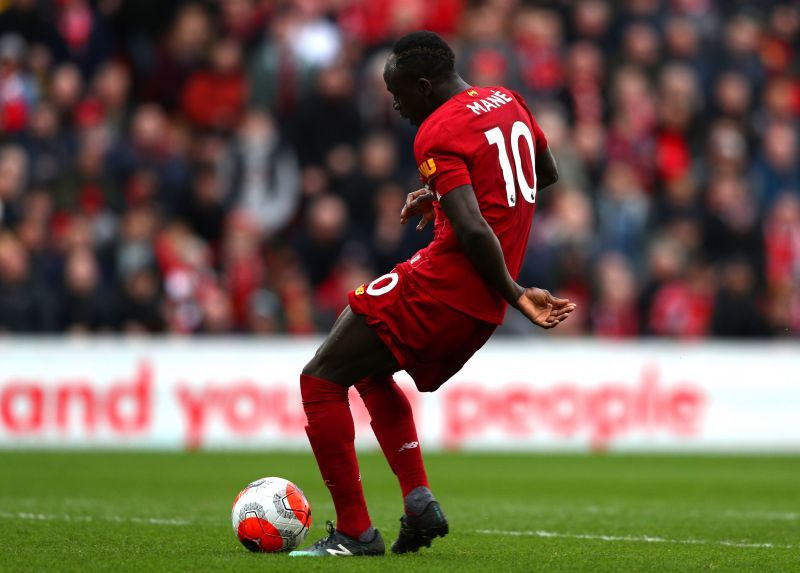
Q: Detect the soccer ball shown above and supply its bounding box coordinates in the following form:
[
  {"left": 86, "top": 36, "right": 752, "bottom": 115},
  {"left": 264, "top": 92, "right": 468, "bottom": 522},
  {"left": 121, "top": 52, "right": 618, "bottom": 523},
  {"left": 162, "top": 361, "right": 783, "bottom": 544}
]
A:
[{"left": 231, "top": 477, "right": 312, "bottom": 552}]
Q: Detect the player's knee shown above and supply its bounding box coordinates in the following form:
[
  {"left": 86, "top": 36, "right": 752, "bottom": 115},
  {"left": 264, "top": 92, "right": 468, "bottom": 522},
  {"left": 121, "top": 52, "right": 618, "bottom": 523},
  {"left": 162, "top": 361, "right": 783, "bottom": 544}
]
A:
[
  {"left": 301, "top": 356, "right": 324, "bottom": 380},
  {"left": 301, "top": 353, "right": 347, "bottom": 387},
  {"left": 302, "top": 338, "right": 330, "bottom": 376},
  {"left": 353, "top": 377, "right": 373, "bottom": 396},
  {"left": 354, "top": 375, "right": 394, "bottom": 397}
]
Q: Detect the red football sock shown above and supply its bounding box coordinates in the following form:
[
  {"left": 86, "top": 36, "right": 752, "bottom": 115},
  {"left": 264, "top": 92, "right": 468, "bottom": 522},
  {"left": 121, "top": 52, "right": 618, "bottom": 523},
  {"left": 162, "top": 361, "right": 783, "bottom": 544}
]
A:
[
  {"left": 300, "top": 374, "right": 371, "bottom": 539},
  {"left": 355, "top": 376, "right": 430, "bottom": 498}
]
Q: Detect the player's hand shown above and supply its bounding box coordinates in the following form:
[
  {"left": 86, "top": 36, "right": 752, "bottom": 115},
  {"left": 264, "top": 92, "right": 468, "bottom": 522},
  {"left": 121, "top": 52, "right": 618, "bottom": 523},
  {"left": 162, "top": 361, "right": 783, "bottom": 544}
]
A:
[
  {"left": 516, "top": 287, "right": 576, "bottom": 329},
  {"left": 400, "top": 188, "right": 436, "bottom": 231}
]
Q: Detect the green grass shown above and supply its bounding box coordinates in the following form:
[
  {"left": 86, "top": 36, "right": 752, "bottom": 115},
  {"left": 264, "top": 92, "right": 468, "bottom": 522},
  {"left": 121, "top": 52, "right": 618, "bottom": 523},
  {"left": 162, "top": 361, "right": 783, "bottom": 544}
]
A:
[{"left": 0, "top": 452, "right": 798, "bottom": 572}]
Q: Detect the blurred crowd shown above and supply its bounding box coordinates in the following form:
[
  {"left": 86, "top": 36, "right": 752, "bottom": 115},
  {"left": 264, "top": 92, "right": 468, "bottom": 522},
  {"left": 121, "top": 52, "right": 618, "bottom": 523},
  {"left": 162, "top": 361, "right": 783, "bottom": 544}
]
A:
[{"left": 0, "top": 0, "right": 798, "bottom": 337}]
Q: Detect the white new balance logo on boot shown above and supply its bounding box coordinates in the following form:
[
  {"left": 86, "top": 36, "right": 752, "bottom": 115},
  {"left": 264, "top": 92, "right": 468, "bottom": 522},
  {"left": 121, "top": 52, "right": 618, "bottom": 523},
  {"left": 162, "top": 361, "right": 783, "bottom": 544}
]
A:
[{"left": 326, "top": 544, "right": 353, "bottom": 556}]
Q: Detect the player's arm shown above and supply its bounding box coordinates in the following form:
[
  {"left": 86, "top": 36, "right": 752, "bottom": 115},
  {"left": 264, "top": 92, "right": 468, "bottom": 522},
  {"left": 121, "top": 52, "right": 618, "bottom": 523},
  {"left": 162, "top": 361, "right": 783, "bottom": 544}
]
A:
[
  {"left": 536, "top": 146, "right": 559, "bottom": 190},
  {"left": 440, "top": 185, "right": 575, "bottom": 329}
]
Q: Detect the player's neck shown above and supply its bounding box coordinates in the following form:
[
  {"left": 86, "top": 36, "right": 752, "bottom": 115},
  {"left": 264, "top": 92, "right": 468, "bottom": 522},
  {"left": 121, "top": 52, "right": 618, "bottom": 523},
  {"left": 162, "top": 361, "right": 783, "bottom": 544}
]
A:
[{"left": 432, "top": 76, "right": 472, "bottom": 106}]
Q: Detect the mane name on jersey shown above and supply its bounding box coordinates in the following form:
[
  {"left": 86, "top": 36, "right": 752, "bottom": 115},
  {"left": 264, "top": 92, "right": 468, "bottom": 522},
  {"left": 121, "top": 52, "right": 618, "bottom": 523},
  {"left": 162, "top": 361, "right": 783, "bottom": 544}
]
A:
[{"left": 465, "top": 89, "right": 514, "bottom": 116}]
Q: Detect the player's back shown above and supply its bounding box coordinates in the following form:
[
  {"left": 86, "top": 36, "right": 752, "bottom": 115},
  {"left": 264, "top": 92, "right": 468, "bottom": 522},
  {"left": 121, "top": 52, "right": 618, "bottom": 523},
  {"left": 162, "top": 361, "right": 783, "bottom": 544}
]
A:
[{"left": 409, "top": 86, "right": 548, "bottom": 324}]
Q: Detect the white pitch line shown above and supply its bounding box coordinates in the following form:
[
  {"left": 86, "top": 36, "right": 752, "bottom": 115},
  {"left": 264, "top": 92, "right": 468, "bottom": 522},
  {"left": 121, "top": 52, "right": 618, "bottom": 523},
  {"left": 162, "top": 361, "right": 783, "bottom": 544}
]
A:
[
  {"left": 1, "top": 509, "right": 793, "bottom": 550},
  {"left": 475, "top": 529, "right": 793, "bottom": 550},
  {"left": 0, "top": 511, "right": 193, "bottom": 526},
  {"left": 721, "top": 510, "right": 798, "bottom": 521},
  {"left": 581, "top": 505, "right": 800, "bottom": 522}
]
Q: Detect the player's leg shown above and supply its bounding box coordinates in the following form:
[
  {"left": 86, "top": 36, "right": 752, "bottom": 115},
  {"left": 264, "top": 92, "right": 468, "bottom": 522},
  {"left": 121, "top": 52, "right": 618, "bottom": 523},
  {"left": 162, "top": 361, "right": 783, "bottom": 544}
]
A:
[
  {"left": 303, "top": 306, "right": 399, "bottom": 385},
  {"left": 354, "top": 376, "right": 431, "bottom": 508},
  {"left": 293, "top": 306, "right": 399, "bottom": 557},
  {"left": 355, "top": 376, "right": 448, "bottom": 554}
]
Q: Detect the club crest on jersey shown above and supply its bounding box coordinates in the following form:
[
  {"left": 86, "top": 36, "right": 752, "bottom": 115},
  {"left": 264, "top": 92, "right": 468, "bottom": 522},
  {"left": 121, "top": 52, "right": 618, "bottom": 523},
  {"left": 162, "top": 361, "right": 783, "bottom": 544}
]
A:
[{"left": 418, "top": 158, "right": 437, "bottom": 178}]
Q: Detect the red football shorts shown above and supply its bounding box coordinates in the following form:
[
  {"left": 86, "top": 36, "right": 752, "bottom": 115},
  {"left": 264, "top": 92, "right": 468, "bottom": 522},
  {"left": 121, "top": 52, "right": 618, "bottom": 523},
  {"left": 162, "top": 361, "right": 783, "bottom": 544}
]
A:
[{"left": 348, "top": 265, "right": 497, "bottom": 392}]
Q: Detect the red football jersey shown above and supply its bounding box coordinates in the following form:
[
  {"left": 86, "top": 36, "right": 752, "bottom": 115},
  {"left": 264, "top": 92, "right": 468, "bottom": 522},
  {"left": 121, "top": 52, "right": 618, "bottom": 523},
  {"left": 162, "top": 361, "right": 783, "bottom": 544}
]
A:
[{"left": 402, "top": 85, "right": 548, "bottom": 324}]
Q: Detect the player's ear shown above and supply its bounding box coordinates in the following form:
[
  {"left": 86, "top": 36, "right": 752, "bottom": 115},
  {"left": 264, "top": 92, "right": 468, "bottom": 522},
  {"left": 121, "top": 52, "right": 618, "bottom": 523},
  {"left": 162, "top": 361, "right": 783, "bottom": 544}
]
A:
[{"left": 417, "top": 78, "right": 433, "bottom": 96}]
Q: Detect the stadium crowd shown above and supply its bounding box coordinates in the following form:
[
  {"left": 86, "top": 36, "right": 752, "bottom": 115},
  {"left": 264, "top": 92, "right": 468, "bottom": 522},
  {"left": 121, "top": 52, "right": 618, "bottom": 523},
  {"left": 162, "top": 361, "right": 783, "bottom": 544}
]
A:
[{"left": 0, "top": 0, "right": 798, "bottom": 337}]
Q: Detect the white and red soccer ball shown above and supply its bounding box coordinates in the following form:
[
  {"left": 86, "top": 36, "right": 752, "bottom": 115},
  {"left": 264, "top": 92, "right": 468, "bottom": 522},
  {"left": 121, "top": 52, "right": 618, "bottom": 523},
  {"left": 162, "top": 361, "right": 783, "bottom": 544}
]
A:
[{"left": 231, "top": 477, "right": 312, "bottom": 552}]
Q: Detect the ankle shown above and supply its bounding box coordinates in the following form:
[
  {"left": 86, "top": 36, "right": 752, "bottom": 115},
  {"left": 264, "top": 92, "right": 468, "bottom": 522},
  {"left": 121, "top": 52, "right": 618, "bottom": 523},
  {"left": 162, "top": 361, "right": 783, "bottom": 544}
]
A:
[
  {"left": 404, "top": 486, "right": 435, "bottom": 516},
  {"left": 338, "top": 523, "right": 376, "bottom": 542},
  {"left": 357, "top": 525, "right": 377, "bottom": 542}
]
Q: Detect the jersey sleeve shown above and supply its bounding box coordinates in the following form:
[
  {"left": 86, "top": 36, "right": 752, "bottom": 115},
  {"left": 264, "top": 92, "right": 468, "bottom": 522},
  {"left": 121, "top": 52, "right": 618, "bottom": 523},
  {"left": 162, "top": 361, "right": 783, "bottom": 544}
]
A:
[{"left": 416, "top": 125, "right": 472, "bottom": 197}]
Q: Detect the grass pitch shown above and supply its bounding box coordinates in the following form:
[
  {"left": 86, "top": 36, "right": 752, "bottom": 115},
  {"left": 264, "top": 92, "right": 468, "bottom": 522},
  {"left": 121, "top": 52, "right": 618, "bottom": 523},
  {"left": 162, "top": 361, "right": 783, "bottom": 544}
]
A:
[{"left": 0, "top": 452, "right": 797, "bottom": 572}]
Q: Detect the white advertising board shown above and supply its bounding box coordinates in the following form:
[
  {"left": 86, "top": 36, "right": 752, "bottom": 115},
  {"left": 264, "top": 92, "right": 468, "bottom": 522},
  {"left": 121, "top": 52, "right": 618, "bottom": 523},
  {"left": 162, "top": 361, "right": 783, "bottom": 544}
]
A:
[{"left": 0, "top": 338, "right": 798, "bottom": 451}]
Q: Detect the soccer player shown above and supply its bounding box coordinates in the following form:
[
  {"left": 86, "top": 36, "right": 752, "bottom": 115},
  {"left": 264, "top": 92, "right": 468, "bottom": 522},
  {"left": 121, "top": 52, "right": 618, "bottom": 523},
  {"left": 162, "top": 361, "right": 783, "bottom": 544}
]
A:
[{"left": 289, "top": 31, "right": 576, "bottom": 557}]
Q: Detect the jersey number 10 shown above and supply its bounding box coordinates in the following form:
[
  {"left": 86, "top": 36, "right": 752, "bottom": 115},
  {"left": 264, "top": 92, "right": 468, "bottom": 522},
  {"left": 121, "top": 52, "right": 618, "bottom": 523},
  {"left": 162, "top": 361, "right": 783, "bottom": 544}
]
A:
[{"left": 484, "top": 121, "right": 537, "bottom": 207}]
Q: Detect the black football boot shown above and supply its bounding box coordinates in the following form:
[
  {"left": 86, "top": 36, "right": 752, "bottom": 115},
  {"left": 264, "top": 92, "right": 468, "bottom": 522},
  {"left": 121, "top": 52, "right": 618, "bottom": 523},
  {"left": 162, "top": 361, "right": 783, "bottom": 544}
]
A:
[{"left": 391, "top": 500, "right": 449, "bottom": 554}]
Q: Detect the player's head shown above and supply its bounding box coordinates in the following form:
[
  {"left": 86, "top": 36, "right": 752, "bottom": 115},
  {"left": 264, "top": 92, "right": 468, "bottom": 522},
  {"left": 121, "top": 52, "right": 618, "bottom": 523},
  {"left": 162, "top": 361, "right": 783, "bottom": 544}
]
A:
[{"left": 384, "top": 31, "right": 457, "bottom": 127}]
